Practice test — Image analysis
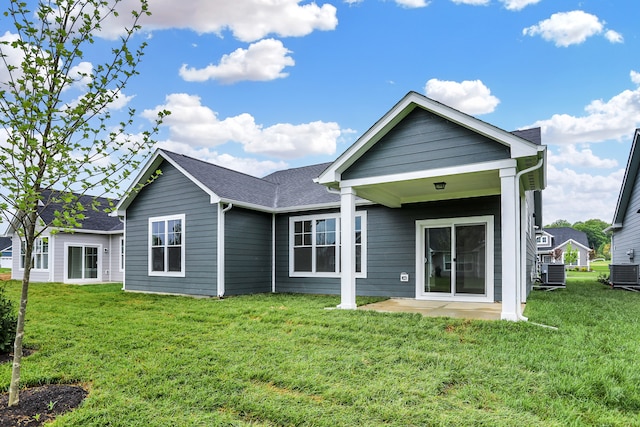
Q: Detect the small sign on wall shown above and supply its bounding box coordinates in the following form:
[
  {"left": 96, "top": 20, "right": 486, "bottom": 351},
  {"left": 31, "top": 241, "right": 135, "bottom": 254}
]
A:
[{"left": 400, "top": 272, "right": 409, "bottom": 282}]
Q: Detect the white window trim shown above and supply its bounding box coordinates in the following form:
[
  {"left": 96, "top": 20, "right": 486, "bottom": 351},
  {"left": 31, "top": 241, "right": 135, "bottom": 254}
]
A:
[
  {"left": 63, "top": 243, "right": 102, "bottom": 284},
  {"left": 289, "top": 211, "right": 367, "bottom": 279},
  {"left": 119, "top": 236, "right": 125, "bottom": 272},
  {"left": 19, "top": 237, "right": 50, "bottom": 271},
  {"left": 148, "top": 214, "right": 186, "bottom": 277}
]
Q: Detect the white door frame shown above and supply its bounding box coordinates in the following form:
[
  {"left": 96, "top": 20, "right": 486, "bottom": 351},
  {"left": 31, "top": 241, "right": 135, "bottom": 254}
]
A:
[
  {"left": 64, "top": 243, "right": 103, "bottom": 284},
  {"left": 415, "top": 215, "right": 494, "bottom": 302}
]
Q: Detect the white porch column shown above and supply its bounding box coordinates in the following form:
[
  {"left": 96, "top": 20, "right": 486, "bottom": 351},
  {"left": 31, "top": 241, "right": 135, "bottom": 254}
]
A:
[
  {"left": 338, "top": 186, "right": 357, "bottom": 309},
  {"left": 500, "top": 167, "right": 519, "bottom": 321}
]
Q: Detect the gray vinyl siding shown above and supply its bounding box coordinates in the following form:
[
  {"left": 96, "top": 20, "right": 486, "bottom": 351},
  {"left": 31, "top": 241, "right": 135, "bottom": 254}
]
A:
[
  {"left": 125, "top": 160, "right": 218, "bottom": 296},
  {"left": 524, "top": 193, "right": 536, "bottom": 298},
  {"left": 51, "top": 232, "right": 120, "bottom": 283},
  {"left": 225, "top": 207, "right": 272, "bottom": 295},
  {"left": 275, "top": 196, "right": 502, "bottom": 300},
  {"left": 274, "top": 208, "right": 340, "bottom": 294},
  {"left": 343, "top": 108, "right": 511, "bottom": 180},
  {"left": 611, "top": 170, "right": 640, "bottom": 263}
]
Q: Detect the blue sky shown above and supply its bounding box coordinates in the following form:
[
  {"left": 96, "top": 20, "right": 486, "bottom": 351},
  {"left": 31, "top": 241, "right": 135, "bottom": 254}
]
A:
[{"left": 2, "top": 0, "right": 639, "bottom": 224}]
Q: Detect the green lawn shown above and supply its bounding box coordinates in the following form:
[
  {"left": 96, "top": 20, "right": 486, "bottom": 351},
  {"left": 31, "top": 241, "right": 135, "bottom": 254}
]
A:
[
  {"left": 1, "top": 280, "right": 639, "bottom": 426},
  {"left": 565, "top": 260, "right": 609, "bottom": 281}
]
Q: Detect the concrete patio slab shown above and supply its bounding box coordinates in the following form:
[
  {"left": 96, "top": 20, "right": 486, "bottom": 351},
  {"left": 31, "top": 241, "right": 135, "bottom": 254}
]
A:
[{"left": 358, "top": 298, "right": 506, "bottom": 320}]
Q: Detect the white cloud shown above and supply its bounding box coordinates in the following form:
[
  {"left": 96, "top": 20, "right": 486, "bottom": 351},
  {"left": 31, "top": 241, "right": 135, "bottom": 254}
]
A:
[
  {"left": 396, "top": 0, "right": 430, "bottom": 7},
  {"left": 450, "top": 0, "right": 489, "bottom": 6},
  {"left": 549, "top": 145, "right": 618, "bottom": 169},
  {"left": 522, "top": 10, "right": 622, "bottom": 47},
  {"left": 179, "top": 39, "right": 294, "bottom": 84},
  {"left": 65, "top": 61, "right": 94, "bottom": 91},
  {"left": 499, "top": 0, "right": 541, "bottom": 10},
  {"left": 142, "top": 93, "right": 342, "bottom": 159},
  {"left": 0, "top": 31, "right": 22, "bottom": 84},
  {"left": 543, "top": 163, "right": 624, "bottom": 223},
  {"left": 604, "top": 29, "right": 624, "bottom": 44},
  {"left": 424, "top": 78, "right": 500, "bottom": 115},
  {"left": 97, "top": 0, "right": 338, "bottom": 43},
  {"left": 525, "top": 72, "right": 640, "bottom": 145},
  {"left": 155, "top": 141, "right": 288, "bottom": 177}
]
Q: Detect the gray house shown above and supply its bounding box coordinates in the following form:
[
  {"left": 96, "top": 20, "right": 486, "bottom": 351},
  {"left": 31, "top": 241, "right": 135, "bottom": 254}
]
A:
[
  {"left": 536, "top": 227, "right": 591, "bottom": 268},
  {"left": 0, "top": 236, "right": 12, "bottom": 269},
  {"left": 8, "top": 189, "right": 124, "bottom": 284},
  {"left": 608, "top": 129, "right": 640, "bottom": 264},
  {"left": 116, "top": 92, "right": 547, "bottom": 321}
]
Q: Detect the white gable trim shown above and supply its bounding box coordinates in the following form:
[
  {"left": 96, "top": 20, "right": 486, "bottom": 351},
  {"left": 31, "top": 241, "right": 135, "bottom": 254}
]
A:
[
  {"left": 317, "top": 91, "right": 543, "bottom": 186},
  {"left": 115, "top": 150, "right": 221, "bottom": 215}
]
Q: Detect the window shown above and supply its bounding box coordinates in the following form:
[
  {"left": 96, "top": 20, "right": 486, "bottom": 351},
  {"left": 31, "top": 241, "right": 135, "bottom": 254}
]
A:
[
  {"left": 67, "top": 245, "right": 99, "bottom": 280},
  {"left": 20, "top": 237, "right": 49, "bottom": 270},
  {"left": 149, "top": 214, "right": 185, "bottom": 276},
  {"left": 536, "top": 235, "right": 549, "bottom": 246},
  {"left": 290, "top": 212, "right": 366, "bottom": 277}
]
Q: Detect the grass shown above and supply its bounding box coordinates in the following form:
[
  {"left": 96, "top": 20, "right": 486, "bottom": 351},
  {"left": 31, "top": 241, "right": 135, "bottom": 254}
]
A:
[
  {"left": 1, "top": 280, "right": 639, "bottom": 426},
  {"left": 565, "top": 260, "right": 609, "bottom": 281}
]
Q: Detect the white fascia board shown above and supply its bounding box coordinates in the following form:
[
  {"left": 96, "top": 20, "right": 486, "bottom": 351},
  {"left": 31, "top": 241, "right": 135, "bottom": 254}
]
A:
[
  {"left": 219, "top": 199, "right": 374, "bottom": 215},
  {"left": 339, "top": 158, "right": 517, "bottom": 189},
  {"left": 115, "top": 150, "right": 165, "bottom": 215},
  {"left": 115, "top": 149, "right": 221, "bottom": 215},
  {"left": 49, "top": 228, "right": 123, "bottom": 235}
]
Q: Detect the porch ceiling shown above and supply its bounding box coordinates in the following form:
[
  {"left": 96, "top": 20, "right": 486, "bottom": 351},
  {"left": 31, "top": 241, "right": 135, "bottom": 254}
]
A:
[{"left": 353, "top": 170, "right": 500, "bottom": 208}]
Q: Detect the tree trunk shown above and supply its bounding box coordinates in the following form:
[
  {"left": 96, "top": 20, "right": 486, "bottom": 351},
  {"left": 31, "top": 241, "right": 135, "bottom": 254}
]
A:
[
  {"left": 8, "top": 217, "right": 36, "bottom": 407},
  {"left": 7, "top": 273, "right": 30, "bottom": 406}
]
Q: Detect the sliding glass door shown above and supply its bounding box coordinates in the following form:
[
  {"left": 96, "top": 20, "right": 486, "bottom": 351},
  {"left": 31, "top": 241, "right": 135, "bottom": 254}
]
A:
[{"left": 418, "top": 216, "right": 493, "bottom": 301}]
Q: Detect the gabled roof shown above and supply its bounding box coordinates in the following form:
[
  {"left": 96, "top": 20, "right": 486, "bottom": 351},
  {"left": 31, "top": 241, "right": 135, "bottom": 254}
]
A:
[
  {"left": 39, "top": 189, "right": 123, "bottom": 232},
  {"left": 609, "top": 129, "right": 640, "bottom": 230},
  {"left": 540, "top": 227, "right": 590, "bottom": 250},
  {"left": 317, "top": 91, "right": 546, "bottom": 188},
  {"left": 7, "top": 189, "right": 122, "bottom": 235},
  {"left": 116, "top": 150, "right": 342, "bottom": 215}
]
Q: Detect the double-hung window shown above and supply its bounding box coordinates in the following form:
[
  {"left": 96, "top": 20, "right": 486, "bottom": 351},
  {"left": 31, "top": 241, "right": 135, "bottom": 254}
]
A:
[
  {"left": 290, "top": 212, "right": 366, "bottom": 278},
  {"left": 149, "top": 214, "right": 185, "bottom": 276},
  {"left": 20, "top": 237, "right": 49, "bottom": 270}
]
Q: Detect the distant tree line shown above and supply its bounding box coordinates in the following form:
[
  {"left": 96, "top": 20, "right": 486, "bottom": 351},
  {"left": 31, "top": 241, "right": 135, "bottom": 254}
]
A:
[{"left": 544, "top": 219, "right": 611, "bottom": 260}]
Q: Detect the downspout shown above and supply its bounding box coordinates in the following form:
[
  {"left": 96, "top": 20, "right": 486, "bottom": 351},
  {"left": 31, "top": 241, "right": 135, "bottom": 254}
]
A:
[
  {"left": 514, "top": 157, "right": 544, "bottom": 321},
  {"left": 119, "top": 214, "right": 125, "bottom": 291},
  {"left": 217, "top": 203, "right": 233, "bottom": 298},
  {"left": 272, "top": 213, "right": 276, "bottom": 293}
]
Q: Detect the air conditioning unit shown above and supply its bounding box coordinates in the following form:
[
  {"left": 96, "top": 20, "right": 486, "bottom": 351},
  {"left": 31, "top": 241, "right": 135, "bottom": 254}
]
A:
[{"left": 609, "top": 264, "right": 639, "bottom": 286}]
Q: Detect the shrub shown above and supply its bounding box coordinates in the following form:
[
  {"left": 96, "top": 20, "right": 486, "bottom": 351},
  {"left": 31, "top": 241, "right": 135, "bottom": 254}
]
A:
[
  {"left": 0, "top": 284, "right": 17, "bottom": 354},
  {"left": 597, "top": 273, "right": 610, "bottom": 286}
]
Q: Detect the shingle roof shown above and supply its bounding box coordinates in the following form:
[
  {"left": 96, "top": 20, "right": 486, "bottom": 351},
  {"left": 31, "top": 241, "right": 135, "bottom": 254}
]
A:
[
  {"left": 39, "top": 189, "right": 123, "bottom": 232},
  {"left": 263, "top": 163, "right": 338, "bottom": 208},
  {"left": 512, "top": 128, "right": 542, "bottom": 145},
  {"left": 161, "top": 150, "right": 279, "bottom": 208},
  {"left": 160, "top": 150, "right": 340, "bottom": 210},
  {"left": 542, "top": 227, "right": 590, "bottom": 249},
  {"left": 0, "top": 236, "right": 11, "bottom": 251}
]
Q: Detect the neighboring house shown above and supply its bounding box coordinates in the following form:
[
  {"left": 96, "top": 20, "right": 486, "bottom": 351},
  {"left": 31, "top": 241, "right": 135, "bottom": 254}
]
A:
[
  {"left": 116, "top": 91, "right": 547, "bottom": 321},
  {"left": 537, "top": 227, "right": 591, "bottom": 268},
  {"left": 0, "top": 236, "right": 11, "bottom": 269},
  {"left": 608, "top": 129, "right": 640, "bottom": 264},
  {"left": 7, "top": 189, "right": 124, "bottom": 284}
]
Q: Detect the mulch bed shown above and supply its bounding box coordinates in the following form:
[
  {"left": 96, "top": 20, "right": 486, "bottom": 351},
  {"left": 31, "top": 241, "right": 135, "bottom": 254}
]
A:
[{"left": 0, "top": 351, "right": 87, "bottom": 426}]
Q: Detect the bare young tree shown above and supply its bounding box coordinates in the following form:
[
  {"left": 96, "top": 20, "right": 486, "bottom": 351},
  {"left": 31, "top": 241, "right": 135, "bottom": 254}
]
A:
[{"left": 0, "top": 0, "right": 167, "bottom": 406}]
